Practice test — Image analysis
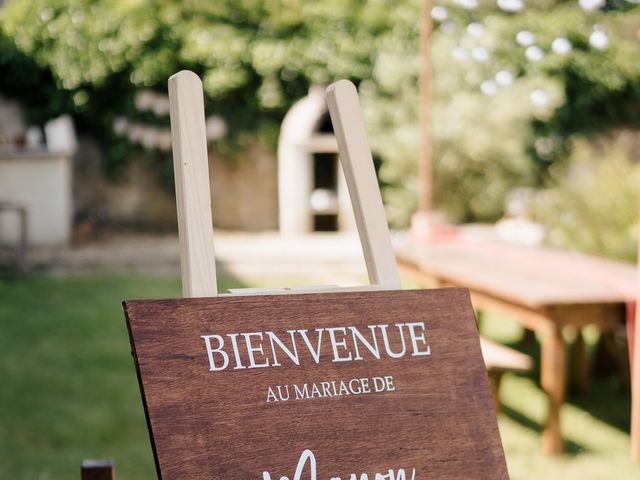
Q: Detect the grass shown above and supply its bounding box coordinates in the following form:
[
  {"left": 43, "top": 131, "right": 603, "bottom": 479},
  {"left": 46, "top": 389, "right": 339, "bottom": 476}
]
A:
[
  {"left": 481, "top": 315, "right": 638, "bottom": 479},
  {"left": 0, "top": 273, "right": 639, "bottom": 479}
]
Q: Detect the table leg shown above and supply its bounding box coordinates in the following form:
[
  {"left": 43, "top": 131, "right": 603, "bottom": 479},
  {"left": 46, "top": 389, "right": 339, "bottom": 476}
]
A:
[
  {"left": 487, "top": 370, "right": 504, "bottom": 414},
  {"left": 541, "top": 324, "right": 566, "bottom": 454},
  {"left": 632, "top": 308, "right": 640, "bottom": 462},
  {"left": 475, "top": 309, "right": 485, "bottom": 331},
  {"left": 571, "top": 328, "right": 589, "bottom": 394},
  {"left": 521, "top": 328, "right": 536, "bottom": 345}
]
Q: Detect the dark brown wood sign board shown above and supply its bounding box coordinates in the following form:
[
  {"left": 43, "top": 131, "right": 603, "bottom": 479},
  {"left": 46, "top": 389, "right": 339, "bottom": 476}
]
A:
[{"left": 124, "top": 288, "right": 508, "bottom": 480}]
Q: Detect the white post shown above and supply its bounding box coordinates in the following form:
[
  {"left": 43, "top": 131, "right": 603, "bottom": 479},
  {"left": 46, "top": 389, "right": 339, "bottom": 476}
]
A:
[
  {"left": 337, "top": 164, "right": 357, "bottom": 232},
  {"left": 168, "top": 71, "right": 218, "bottom": 298},
  {"left": 325, "top": 80, "right": 401, "bottom": 289}
]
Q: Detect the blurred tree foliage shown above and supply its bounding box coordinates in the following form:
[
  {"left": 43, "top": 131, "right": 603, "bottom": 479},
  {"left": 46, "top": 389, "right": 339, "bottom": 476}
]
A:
[
  {"left": 0, "top": 31, "right": 70, "bottom": 123},
  {"left": 0, "top": 0, "right": 639, "bottom": 228},
  {"left": 363, "top": 2, "right": 640, "bottom": 224},
  {"left": 534, "top": 136, "right": 640, "bottom": 262}
]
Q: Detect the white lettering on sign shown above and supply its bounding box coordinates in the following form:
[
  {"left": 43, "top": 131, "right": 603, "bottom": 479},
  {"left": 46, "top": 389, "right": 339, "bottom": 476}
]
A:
[
  {"left": 201, "top": 323, "right": 431, "bottom": 372},
  {"left": 265, "top": 375, "right": 396, "bottom": 403},
  {"left": 262, "top": 449, "right": 416, "bottom": 480}
]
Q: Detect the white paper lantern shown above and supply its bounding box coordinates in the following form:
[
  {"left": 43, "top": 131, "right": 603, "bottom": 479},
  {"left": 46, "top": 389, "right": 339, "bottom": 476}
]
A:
[
  {"left": 134, "top": 90, "right": 155, "bottom": 112},
  {"left": 495, "top": 70, "right": 514, "bottom": 86},
  {"left": 589, "top": 27, "right": 609, "bottom": 50},
  {"left": 206, "top": 115, "right": 228, "bottom": 141},
  {"left": 579, "top": 0, "right": 605, "bottom": 11},
  {"left": 440, "top": 22, "right": 457, "bottom": 33},
  {"left": 467, "top": 22, "right": 484, "bottom": 38},
  {"left": 525, "top": 45, "right": 544, "bottom": 61},
  {"left": 128, "top": 124, "right": 144, "bottom": 142},
  {"left": 157, "top": 130, "right": 173, "bottom": 152},
  {"left": 141, "top": 127, "right": 158, "bottom": 149},
  {"left": 451, "top": 47, "right": 469, "bottom": 61},
  {"left": 455, "top": 0, "right": 479, "bottom": 9},
  {"left": 551, "top": 37, "right": 572, "bottom": 55},
  {"left": 481, "top": 80, "right": 498, "bottom": 96},
  {"left": 530, "top": 89, "right": 549, "bottom": 107},
  {"left": 113, "top": 116, "right": 128, "bottom": 135},
  {"left": 310, "top": 189, "right": 338, "bottom": 213},
  {"left": 535, "top": 137, "right": 555, "bottom": 158},
  {"left": 497, "top": 0, "right": 524, "bottom": 12},
  {"left": 152, "top": 96, "right": 171, "bottom": 116},
  {"left": 431, "top": 6, "right": 448, "bottom": 21},
  {"left": 471, "top": 46, "right": 490, "bottom": 62},
  {"left": 516, "top": 30, "right": 535, "bottom": 47}
]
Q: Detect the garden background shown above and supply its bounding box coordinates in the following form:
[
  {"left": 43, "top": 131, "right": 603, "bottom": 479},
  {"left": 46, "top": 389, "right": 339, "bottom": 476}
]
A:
[
  {"left": 1, "top": 0, "right": 640, "bottom": 260},
  {"left": 1, "top": 1, "right": 640, "bottom": 479}
]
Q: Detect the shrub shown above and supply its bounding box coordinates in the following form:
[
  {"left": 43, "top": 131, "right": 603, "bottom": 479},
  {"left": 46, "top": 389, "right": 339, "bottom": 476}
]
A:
[{"left": 533, "top": 135, "right": 639, "bottom": 262}]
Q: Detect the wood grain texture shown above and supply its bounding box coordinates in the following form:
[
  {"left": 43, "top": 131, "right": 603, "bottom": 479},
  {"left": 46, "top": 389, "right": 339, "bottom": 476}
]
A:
[
  {"left": 540, "top": 325, "right": 566, "bottom": 455},
  {"left": 168, "top": 70, "right": 218, "bottom": 298},
  {"left": 125, "top": 288, "right": 508, "bottom": 479},
  {"left": 397, "top": 241, "right": 636, "bottom": 308},
  {"left": 325, "top": 80, "right": 401, "bottom": 290}
]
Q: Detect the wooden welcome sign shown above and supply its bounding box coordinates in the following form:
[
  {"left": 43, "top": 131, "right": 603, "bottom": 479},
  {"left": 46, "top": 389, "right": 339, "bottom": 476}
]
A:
[
  {"left": 122, "top": 72, "right": 508, "bottom": 480},
  {"left": 125, "top": 289, "right": 507, "bottom": 479}
]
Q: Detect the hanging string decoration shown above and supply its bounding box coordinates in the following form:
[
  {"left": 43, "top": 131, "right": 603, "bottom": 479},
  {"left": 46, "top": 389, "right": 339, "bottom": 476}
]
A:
[{"left": 431, "top": 0, "right": 617, "bottom": 101}]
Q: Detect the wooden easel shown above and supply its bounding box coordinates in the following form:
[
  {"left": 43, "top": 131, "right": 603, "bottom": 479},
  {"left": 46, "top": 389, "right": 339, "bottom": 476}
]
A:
[
  {"left": 82, "top": 70, "right": 640, "bottom": 479},
  {"left": 168, "top": 70, "right": 400, "bottom": 298},
  {"left": 87, "top": 71, "right": 507, "bottom": 479}
]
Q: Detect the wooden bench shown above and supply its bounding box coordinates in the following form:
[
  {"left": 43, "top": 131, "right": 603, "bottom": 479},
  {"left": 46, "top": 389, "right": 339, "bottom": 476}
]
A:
[{"left": 481, "top": 337, "right": 533, "bottom": 412}]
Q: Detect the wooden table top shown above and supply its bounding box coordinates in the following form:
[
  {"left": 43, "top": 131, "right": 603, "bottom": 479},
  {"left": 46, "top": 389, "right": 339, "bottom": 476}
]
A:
[{"left": 396, "top": 236, "right": 637, "bottom": 310}]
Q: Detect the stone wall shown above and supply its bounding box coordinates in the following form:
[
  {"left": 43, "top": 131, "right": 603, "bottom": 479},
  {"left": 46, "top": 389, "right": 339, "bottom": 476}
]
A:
[
  {"left": 210, "top": 144, "right": 278, "bottom": 231},
  {"left": 1, "top": 96, "right": 279, "bottom": 234},
  {"left": 73, "top": 138, "right": 177, "bottom": 230},
  {"left": 73, "top": 137, "right": 278, "bottom": 233}
]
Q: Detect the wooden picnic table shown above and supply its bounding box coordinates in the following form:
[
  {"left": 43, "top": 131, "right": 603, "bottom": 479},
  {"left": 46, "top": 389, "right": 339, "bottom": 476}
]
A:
[{"left": 396, "top": 233, "right": 637, "bottom": 455}]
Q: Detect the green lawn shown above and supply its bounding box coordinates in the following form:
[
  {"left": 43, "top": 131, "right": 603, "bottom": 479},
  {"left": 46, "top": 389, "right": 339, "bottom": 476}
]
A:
[{"left": 0, "top": 273, "right": 638, "bottom": 479}]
